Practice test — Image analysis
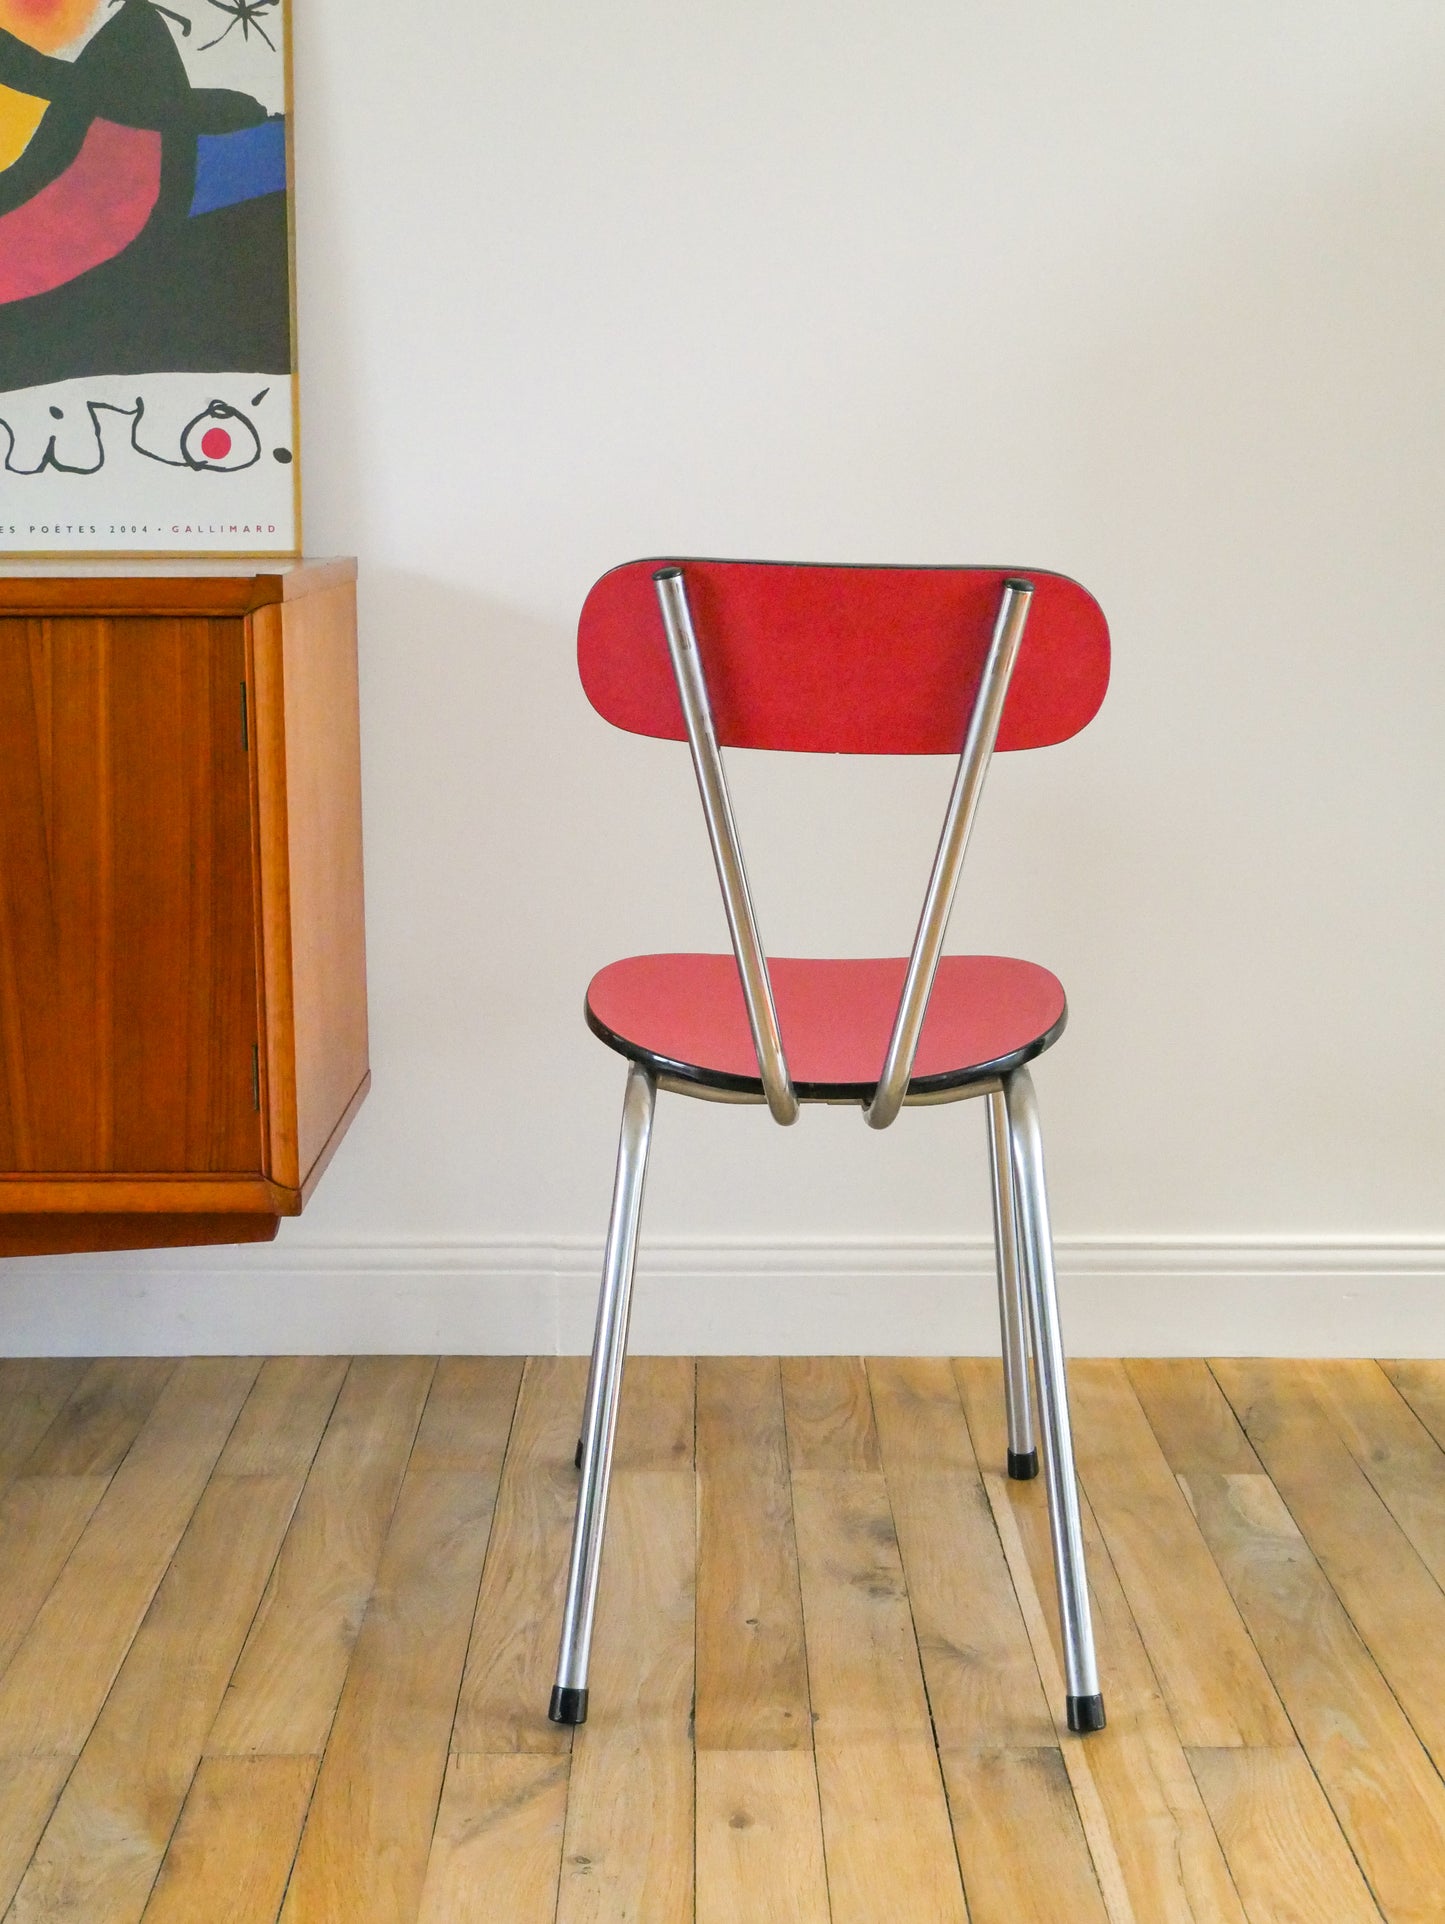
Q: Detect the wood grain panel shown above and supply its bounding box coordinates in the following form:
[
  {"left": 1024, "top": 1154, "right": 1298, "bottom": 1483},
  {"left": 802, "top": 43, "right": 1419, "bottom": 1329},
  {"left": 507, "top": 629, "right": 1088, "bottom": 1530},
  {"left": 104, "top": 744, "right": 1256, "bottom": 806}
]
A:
[
  {"left": 0, "top": 614, "right": 262, "bottom": 1178},
  {"left": 251, "top": 581, "right": 368, "bottom": 1196},
  {"left": 696, "top": 1357, "right": 811, "bottom": 1751}
]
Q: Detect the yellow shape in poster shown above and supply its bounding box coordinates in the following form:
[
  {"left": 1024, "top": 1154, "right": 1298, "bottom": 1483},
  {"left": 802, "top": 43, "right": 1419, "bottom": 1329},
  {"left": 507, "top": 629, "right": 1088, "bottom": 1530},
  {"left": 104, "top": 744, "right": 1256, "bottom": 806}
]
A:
[{"left": 0, "top": 83, "right": 48, "bottom": 170}]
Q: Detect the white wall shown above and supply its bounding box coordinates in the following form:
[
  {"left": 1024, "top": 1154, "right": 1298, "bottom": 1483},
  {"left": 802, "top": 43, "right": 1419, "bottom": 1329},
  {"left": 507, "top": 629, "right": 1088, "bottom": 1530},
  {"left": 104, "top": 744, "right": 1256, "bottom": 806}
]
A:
[{"left": 10, "top": 0, "right": 1445, "bottom": 1352}]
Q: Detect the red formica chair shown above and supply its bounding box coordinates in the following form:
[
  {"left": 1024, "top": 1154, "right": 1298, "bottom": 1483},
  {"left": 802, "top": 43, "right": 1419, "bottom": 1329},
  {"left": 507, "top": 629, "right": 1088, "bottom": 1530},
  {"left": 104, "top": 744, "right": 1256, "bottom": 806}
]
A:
[{"left": 550, "top": 558, "right": 1110, "bottom": 1735}]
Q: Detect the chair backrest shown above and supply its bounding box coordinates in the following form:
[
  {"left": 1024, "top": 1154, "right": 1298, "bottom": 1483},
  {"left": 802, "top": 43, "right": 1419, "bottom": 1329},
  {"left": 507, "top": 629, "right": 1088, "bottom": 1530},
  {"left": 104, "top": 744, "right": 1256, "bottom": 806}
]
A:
[{"left": 578, "top": 557, "right": 1110, "bottom": 754}]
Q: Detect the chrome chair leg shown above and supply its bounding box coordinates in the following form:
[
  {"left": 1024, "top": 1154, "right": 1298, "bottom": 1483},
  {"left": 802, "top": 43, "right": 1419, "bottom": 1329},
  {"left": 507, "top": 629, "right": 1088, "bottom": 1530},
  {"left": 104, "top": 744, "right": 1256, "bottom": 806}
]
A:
[
  {"left": 1003, "top": 1065, "right": 1105, "bottom": 1734},
  {"left": 987, "top": 1086, "right": 1038, "bottom": 1480},
  {"left": 550, "top": 1061, "right": 657, "bottom": 1726}
]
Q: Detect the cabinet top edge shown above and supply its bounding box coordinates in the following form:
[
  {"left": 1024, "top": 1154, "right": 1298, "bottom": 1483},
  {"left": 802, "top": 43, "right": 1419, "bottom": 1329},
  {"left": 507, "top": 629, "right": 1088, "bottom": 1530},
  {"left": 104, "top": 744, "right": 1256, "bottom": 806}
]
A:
[{"left": 0, "top": 557, "right": 356, "bottom": 614}]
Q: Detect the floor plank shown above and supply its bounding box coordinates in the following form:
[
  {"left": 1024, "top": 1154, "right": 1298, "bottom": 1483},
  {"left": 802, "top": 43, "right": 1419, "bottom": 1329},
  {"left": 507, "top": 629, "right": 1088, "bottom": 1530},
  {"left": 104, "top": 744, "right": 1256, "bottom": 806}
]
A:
[
  {"left": 0, "top": 1362, "right": 90, "bottom": 1484},
  {"left": 1380, "top": 1361, "right": 1445, "bottom": 1455},
  {"left": 3, "top": 1351, "right": 1443, "bottom": 1923},
  {"left": 781, "top": 1356, "right": 880, "bottom": 1472},
  {"left": 0, "top": 1357, "right": 259, "bottom": 1762},
  {"left": 696, "top": 1357, "right": 811, "bottom": 1751},
  {"left": 10, "top": 1472, "right": 309, "bottom": 1924},
  {"left": 0, "top": 1476, "right": 109, "bottom": 1679},
  {"left": 791, "top": 1469, "right": 968, "bottom": 1923},
  {"left": 0, "top": 1760, "right": 70, "bottom": 1916},
  {"left": 941, "top": 1744, "right": 1112, "bottom": 1924},
  {"left": 1189, "top": 1746, "right": 1385, "bottom": 1924},
  {"left": 207, "top": 1356, "right": 435, "bottom": 1758},
  {"left": 1177, "top": 1469, "right": 1445, "bottom": 1924},
  {"left": 1069, "top": 1361, "right": 1291, "bottom": 1747},
  {"left": 955, "top": 1359, "right": 1247, "bottom": 1924},
  {"left": 870, "top": 1356, "right": 1053, "bottom": 1747},
  {"left": 453, "top": 1356, "right": 585, "bottom": 1755},
  {"left": 1213, "top": 1358, "right": 1445, "bottom": 1769},
  {"left": 696, "top": 1750, "right": 830, "bottom": 1924},
  {"left": 1303, "top": 1360, "right": 1445, "bottom": 1593},
  {"left": 614, "top": 1355, "right": 694, "bottom": 1470},
  {"left": 1123, "top": 1362, "right": 1262, "bottom": 1477},
  {"left": 20, "top": 1359, "right": 175, "bottom": 1479},
  {"left": 416, "top": 1754, "right": 569, "bottom": 1924},
  {"left": 213, "top": 1357, "right": 349, "bottom": 1480},
  {"left": 138, "top": 1757, "right": 317, "bottom": 1924},
  {"left": 1125, "top": 1358, "right": 1262, "bottom": 1475},
  {"left": 278, "top": 1358, "right": 517, "bottom": 1924},
  {"left": 278, "top": 1471, "right": 501, "bottom": 1924},
  {"left": 556, "top": 1470, "right": 695, "bottom": 1924}
]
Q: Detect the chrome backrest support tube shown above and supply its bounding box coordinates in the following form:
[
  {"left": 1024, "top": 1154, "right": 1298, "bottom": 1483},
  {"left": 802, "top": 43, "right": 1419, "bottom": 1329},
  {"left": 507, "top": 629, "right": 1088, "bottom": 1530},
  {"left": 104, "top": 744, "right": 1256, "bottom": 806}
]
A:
[
  {"left": 654, "top": 568, "right": 799, "bottom": 1125},
  {"left": 865, "top": 578, "right": 1033, "bottom": 1130}
]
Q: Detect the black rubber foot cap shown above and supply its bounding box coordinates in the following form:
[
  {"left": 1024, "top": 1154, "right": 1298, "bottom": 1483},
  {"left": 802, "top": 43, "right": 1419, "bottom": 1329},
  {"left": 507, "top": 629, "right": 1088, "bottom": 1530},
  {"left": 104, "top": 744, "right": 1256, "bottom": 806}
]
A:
[
  {"left": 574, "top": 1438, "right": 583, "bottom": 1470},
  {"left": 549, "top": 1685, "right": 589, "bottom": 1726},
  {"left": 1067, "top": 1693, "right": 1106, "bottom": 1734},
  {"left": 1007, "top": 1448, "right": 1040, "bottom": 1481}
]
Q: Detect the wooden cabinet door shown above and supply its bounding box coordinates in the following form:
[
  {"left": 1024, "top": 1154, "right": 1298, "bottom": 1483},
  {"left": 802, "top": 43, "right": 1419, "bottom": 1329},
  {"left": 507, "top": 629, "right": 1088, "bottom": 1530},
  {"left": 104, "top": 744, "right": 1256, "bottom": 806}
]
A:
[{"left": 0, "top": 615, "right": 263, "bottom": 1174}]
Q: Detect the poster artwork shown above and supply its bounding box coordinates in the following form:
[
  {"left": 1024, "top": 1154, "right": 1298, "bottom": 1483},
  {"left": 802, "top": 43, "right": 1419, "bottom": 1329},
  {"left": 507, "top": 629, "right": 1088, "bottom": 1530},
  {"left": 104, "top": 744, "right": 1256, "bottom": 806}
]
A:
[{"left": 0, "top": 0, "right": 297, "bottom": 555}]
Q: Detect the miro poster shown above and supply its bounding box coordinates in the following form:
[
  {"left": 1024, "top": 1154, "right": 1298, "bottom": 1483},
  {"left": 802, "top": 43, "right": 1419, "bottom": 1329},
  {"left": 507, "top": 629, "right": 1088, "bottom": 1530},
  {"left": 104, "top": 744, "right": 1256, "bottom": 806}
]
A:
[{"left": 0, "top": 0, "right": 298, "bottom": 555}]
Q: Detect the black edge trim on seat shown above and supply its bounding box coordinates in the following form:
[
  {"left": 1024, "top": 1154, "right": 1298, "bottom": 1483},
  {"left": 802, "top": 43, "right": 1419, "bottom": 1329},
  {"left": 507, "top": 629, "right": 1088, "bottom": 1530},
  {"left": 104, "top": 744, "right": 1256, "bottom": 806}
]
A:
[{"left": 584, "top": 996, "right": 1069, "bottom": 1103}]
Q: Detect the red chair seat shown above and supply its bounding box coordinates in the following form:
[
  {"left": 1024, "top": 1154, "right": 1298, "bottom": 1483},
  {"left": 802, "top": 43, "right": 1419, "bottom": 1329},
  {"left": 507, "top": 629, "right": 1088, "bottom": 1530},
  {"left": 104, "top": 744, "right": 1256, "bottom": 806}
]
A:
[{"left": 586, "top": 953, "right": 1067, "bottom": 1100}]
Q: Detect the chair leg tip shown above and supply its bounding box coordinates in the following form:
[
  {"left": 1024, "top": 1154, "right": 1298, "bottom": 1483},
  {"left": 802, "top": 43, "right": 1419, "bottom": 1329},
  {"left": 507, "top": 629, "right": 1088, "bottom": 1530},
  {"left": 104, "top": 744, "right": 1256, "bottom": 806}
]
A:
[
  {"left": 1007, "top": 1448, "right": 1040, "bottom": 1480},
  {"left": 549, "top": 1685, "right": 589, "bottom": 1726},
  {"left": 1066, "top": 1693, "right": 1106, "bottom": 1734},
  {"left": 574, "top": 1438, "right": 583, "bottom": 1470}
]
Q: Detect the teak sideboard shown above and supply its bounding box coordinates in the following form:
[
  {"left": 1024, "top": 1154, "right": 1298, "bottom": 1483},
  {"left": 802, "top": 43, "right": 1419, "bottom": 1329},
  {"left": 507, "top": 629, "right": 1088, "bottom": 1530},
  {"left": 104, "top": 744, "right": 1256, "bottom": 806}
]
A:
[{"left": 0, "top": 559, "right": 368, "bottom": 1255}]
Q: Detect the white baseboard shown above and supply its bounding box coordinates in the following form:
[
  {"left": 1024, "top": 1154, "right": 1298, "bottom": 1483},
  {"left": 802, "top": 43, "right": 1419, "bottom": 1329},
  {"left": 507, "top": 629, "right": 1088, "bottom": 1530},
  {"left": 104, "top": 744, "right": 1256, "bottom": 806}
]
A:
[{"left": 1, "top": 1234, "right": 1444, "bottom": 1356}]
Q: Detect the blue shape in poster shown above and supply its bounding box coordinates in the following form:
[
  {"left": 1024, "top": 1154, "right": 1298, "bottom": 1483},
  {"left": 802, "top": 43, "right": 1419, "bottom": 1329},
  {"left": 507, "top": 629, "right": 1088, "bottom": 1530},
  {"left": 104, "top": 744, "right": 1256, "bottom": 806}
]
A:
[{"left": 190, "top": 117, "right": 287, "bottom": 218}]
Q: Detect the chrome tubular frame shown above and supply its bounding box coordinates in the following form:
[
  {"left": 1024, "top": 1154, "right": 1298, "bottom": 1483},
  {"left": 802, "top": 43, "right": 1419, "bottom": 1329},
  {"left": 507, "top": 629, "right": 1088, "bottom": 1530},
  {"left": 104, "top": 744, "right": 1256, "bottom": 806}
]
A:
[
  {"left": 987, "top": 1086, "right": 1037, "bottom": 1479},
  {"left": 550, "top": 1060, "right": 657, "bottom": 1725},
  {"left": 654, "top": 568, "right": 799, "bottom": 1126},
  {"left": 866, "top": 579, "right": 1033, "bottom": 1130},
  {"left": 1004, "top": 1064, "right": 1104, "bottom": 1732}
]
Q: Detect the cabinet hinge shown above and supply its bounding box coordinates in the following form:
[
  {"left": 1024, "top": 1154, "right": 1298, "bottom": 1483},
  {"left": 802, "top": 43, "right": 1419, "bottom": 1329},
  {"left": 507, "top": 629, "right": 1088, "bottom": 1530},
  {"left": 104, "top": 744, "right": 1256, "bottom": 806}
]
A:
[
  {"left": 240, "top": 680, "right": 250, "bottom": 752},
  {"left": 251, "top": 1043, "right": 261, "bottom": 1111}
]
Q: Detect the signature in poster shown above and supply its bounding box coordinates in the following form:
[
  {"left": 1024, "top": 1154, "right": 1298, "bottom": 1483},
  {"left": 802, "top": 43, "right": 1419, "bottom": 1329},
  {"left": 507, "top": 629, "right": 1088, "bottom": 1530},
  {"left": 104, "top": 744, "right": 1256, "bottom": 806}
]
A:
[{"left": 0, "top": 387, "right": 293, "bottom": 475}]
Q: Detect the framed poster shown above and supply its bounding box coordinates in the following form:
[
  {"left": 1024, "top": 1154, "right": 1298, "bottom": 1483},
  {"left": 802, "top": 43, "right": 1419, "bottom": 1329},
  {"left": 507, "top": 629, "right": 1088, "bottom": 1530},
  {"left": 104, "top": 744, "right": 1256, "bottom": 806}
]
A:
[{"left": 0, "top": 0, "right": 298, "bottom": 555}]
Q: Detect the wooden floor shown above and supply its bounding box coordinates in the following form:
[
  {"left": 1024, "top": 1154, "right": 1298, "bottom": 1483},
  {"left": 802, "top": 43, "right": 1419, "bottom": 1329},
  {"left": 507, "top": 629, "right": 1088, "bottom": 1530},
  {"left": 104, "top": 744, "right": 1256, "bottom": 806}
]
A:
[{"left": 3, "top": 1357, "right": 1445, "bottom": 1922}]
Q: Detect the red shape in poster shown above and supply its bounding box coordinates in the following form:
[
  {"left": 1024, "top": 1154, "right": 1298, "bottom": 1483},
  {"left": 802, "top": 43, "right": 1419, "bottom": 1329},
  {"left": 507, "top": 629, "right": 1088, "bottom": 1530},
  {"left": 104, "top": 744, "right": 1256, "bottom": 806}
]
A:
[
  {"left": 0, "top": 117, "right": 163, "bottom": 306},
  {"left": 200, "top": 427, "right": 233, "bottom": 459}
]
